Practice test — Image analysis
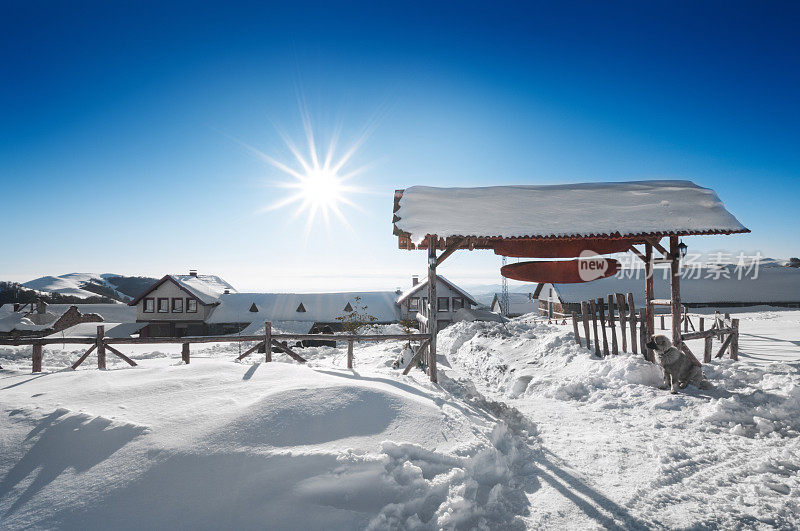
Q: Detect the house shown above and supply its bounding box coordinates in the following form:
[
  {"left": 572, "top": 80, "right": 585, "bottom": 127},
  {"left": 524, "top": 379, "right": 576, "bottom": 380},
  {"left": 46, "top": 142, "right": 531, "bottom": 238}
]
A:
[
  {"left": 130, "top": 270, "right": 402, "bottom": 337},
  {"left": 396, "top": 275, "right": 478, "bottom": 330},
  {"left": 537, "top": 263, "right": 800, "bottom": 316},
  {"left": 489, "top": 292, "right": 539, "bottom": 317},
  {"left": 129, "top": 271, "right": 235, "bottom": 337},
  {"left": 0, "top": 301, "right": 137, "bottom": 337}
]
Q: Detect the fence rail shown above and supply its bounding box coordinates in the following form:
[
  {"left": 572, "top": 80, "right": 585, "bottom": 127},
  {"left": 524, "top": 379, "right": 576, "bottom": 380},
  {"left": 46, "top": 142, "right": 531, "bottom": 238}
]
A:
[{"left": 0, "top": 322, "right": 429, "bottom": 373}]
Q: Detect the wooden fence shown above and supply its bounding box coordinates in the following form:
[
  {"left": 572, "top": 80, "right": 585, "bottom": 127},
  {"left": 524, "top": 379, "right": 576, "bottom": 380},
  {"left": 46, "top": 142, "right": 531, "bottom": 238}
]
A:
[
  {"left": 569, "top": 293, "right": 739, "bottom": 363},
  {"left": 0, "top": 322, "right": 430, "bottom": 374}
]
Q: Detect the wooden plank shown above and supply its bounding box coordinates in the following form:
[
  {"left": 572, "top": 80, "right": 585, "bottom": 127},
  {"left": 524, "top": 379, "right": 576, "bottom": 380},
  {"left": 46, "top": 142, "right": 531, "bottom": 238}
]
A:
[
  {"left": 435, "top": 237, "right": 465, "bottom": 267},
  {"left": 660, "top": 315, "right": 665, "bottom": 330},
  {"left": 679, "top": 342, "right": 702, "bottom": 368},
  {"left": 704, "top": 334, "right": 713, "bottom": 363},
  {"left": 639, "top": 309, "right": 648, "bottom": 360},
  {"left": 608, "top": 295, "right": 618, "bottom": 355},
  {"left": 615, "top": 293, "right": 627, "bottom": 353},
  {"left": 650, "top": 299, "right": 672, "bottom": 306},
  {"left": 97, "top": 325, "right": 106, "bottom": 370},
  {"left": 627, "top": 293, "right": 637, "bottom": 355},
  {"left": 590, "top": 299, "right": 601, "bottom": 357},
  {"left": 347, "top": 339, "right": 354, "bottom": 369},
  {"left": 597, "top": 298, "right": 609, "bottom": 357},
  {"left": 265, "top": 321, "right": 272, "bottom": 363},
  {"left": 182, "top": 342, "right": 190, "bottom": 364},
  {"left": 581, "top": 301, "right": 592, "bottom": 352},
  {"left": 271, "top": 340, "right": 307, "bottom": 363},
  {"left": 646, "top": 237, "right": 669, "bottom": 257},
  {"left": 237, "top": 341, "right": 266, "bottom": 361},
  {"left": 730, "top": 319, "right": 739, "bottom": 361},
  {"left": 715, "top": 334, "right": 734, "bottom": 359},
  {"left": 105, "top": 343, "right": 138, "bottom": 367},
  {"left": 71, "top": 344, "right": 96, "bottom": 370},
  {"left": 682, "top": 328, "right": 733, "bottom": 341},
  {"left": 644, "top": 243, "right": 655, "bottom": 361},
  {"left": 571, "top": 312, "right": 582, "bottom": 347},
  {"left": 402, "top": 339, "right": 430, "bottom": 375},
  {"left": 32, "top": 343, "right": 43, "bottom": 373},
  {"left": 670, "top": 237, "right": 682, "bottom": 352}
]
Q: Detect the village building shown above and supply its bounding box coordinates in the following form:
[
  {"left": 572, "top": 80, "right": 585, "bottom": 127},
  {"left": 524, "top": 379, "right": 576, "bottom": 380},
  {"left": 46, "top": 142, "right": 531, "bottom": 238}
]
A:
[
  {"left": 489, "top": 292, "right": 539, "bottom": 317},
  {"left": 0, "top": 301, "right": 137, "bottom": 338},
  {"left": 536, "top": 262, "right": 800, "bottom": 317},
  {"left": 396, "top": 275, "right": 478, "bottom": 330}
]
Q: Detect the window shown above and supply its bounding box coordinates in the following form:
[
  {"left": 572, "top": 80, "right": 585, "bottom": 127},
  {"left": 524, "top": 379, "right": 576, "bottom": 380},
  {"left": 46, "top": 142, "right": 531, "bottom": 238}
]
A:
[
  {"left": 157, "top": 298, "right": 169, "bottom": 313},
  {"left": 186, "top": 299, "right": 198, "bottom": 313},
  {"left": 249, "top": 303, "right": 259, "bottom": 313},
  {"left": 343, "top": 302, "right": 353, "bottom": 312},
  {"left": 452, "top": 297, "right": 464, "bottom": 311},
  {"left": 296, "top": 303, "right": 306, "bottom": 313},
  {"left": 171, "top": 298, "right": 183, "bottom": 312},
  {"left": 437, "top": 297, "right": 450, "bottom": 312},
  {"left": 437, "top": 320, "right": 450, "bottom": 330},
  {"left": 143, "top": 298, "right": 155, "bottom": 313},
  {"left": 408, "top": 297, "right": 419, "bottom": 311}
]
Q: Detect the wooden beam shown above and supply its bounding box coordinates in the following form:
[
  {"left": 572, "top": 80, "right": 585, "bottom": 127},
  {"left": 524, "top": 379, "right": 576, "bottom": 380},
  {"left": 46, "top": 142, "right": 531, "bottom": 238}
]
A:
[
  {"left": 627, "top": 293, "right": 638, "bottom": 355},
  {"left": 97, "top": 325, "right": 106, "bottom": 370},
  {"left": 682, "top": 328, "right": 733, "bottom": 341},
  {"left": 435, "top": 237, "right": 466, "bottom": 267},
  {"left": 608, "top": 294, "right": 618, "bottom": 355},
  {"left": 651, "top": 299, "right": 672, "bottom": 306},
  {"left": 679, "top": 342, "right": 702, "bottom": 368},
  {"left": 571, "top": 312, "right": 581, "bottom": 347},
  {"left": 32, "top": 343, "right": 42, "bottom": 373},
  {"left": 669, "top": 236, "right": 683, "bottom": 352},
  {"left": 646, "top": 237, "right": 669, "bottom": 258},
  {"left": 181, "top": 342, "right": 190, "bottom": 364},
  {"left": 644, "top": 243, "right": 655, "bottom": 361},
  {"left": 402, "top": 339, "right": 430, "bottom": 375},
  {"left": 630, "top": 245, "right": 647, "bottom": 262},
  {"left": 347, "top": 339, "right": 354, "bottom": 369},
  {"left": 237, "top": 341, "right": 266, "bottom": 361},
  {"left": 581, "top": 301, "right": 592, "bottom": 353},
  {"left": 271, "top": 340, "right": 307, "bottom": 363},
  {"left": 730, "top": 319, "right": 739, "bottom": 360},
  {"left": 590, "top": 299, "right": 600, "bottom": 357},
  {"left": 71, "top": 344, "right": 96, "bottom": 370},
  {"left": 264, "top": 321, "right": 272, "bottom": 363},
  {"left": 715, "top": 334, "right": 734, "bottom": 359},
  {"left": 105, "top": 343, "right": 138, "bottom": 367},
  {"left": 597, "top": 298, "right": 609, "bottom": 357},
  {"left": 428, "top": 239, "right": 438, "bottom": 382},
  {"left": 616, "top": 293, "right": 627, "bottom": 353}
]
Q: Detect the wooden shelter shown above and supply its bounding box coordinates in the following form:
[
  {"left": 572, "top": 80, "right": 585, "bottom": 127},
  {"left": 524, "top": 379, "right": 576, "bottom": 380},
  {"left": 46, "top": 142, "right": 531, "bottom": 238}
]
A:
[{"left": 392, "top": 180, "right": 749, "bottom": 382}]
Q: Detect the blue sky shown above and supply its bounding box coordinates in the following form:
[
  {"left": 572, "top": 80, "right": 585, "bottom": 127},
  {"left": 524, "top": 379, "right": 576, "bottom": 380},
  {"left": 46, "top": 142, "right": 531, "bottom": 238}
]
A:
[{"left": 1, "top": 1, "right": 798, "bottom": 292}]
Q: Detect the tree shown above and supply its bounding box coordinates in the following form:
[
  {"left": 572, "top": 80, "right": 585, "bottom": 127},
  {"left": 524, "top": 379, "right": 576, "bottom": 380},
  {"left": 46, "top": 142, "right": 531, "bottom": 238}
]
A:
[
  {"left": 788, "top": 257, "right": 800, "bottom": 268},
  {"left": 335, "top": 296, "right": 378, "bottom": 335}
]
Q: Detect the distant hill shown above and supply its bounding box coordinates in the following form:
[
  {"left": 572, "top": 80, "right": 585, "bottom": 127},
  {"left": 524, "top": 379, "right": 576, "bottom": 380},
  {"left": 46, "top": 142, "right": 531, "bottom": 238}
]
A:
[{"left": 17, "top": 273, "right": 158, "bottom": 303}]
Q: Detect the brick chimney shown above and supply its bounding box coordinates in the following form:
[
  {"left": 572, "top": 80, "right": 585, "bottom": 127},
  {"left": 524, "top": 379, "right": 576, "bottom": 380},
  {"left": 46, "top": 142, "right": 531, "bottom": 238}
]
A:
[
  {"left": 412, "top": 275, "right": 419, "bottom": 286},
  {"left": 37, "top": 300, "right": 47, "bottom": 314},
  {"left": 189, "top": 269, "right": 198, "bottom": 277}
]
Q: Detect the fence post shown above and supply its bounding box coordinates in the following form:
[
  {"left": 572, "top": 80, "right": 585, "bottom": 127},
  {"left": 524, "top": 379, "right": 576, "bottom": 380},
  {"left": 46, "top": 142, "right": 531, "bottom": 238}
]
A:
[
  {"left": 608, "top": 294, "right": 618, "bottom": 355},
  {"left": 627, "top": 293, "right": 637, "bottom": 355},
  {"left": 265, "top": 321, "right": 272, "bottom": 363},
  {"left": 597, "top": 298, "right": 609, "bottom": 357},
  {"left": 347, "top": 339, "right": 354, "bottom": 369},
  {"left": 660, "top": 315, "right": 665, "bottom": 330},
  {"left": 97, "top": 325, "right": 106, "bottom": 370},
  {"left": 730, "top": 319, "right": 739, "bottom": 360},
  {"left": 32, "top": 343, "right": 43, "bottom": 373},
  {"left": 182, "top": 343, "right": 190, "bottom": 364},
  {"left": 589, "top": 299, "right": 600, "bottom": 357},
  {"left": 571, "top": 312, "right": 581, "bottom": 347},
  {"left": 581, "top": 301, "right": 591, "bottom": 352},
  {"left": 639, "top": 309, "right": 648, "bottom": 360},
  {"left": 616, "top": 293, "right": 627, "bottom": 353}
]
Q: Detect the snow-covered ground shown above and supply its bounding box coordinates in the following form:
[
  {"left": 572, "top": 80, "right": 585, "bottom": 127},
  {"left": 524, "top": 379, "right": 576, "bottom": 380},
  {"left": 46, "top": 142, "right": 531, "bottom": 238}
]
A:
[{"left": 0, "top": 310, "right": 798, "bottom": 529}]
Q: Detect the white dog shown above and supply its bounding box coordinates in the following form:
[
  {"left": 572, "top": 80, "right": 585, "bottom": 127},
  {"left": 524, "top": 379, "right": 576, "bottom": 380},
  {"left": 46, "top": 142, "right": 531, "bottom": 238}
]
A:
[{"left": 646, "top": 335, "right": 706, "bottom": 394}]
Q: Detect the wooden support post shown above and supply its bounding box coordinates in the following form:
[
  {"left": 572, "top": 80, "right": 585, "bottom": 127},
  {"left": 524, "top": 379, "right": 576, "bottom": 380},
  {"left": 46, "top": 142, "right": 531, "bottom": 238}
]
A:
[
  {"left": 704, "top": 334, "right": 713, "bottom": 363},
  {"left": 32, "top": 343, "right": 42, "bottom": 373},
  {"left": 402, "top": 339, "right": 430, "bottom": 375},
  {"left": 571, "top": 312, "right": 582, "bottom": 346},
  {"left": 427, "top": 239, "right": 438, "bottom": 383},
  {"left": 715, "top": 334, "right": 734, "bottom": 359},
  {"left": 683, "top": 306, "right": 689, "bottom": 333},
  {"left": 608, "top": 294, "right": 618, "bottom": 355},
  {"left": 615, "top": 293, "right": 627, "bottom": 353},
  {"left": 97, "top": 325, "right": 106, "bottom": 370},
  {"left": 644, "top": 243, "right": 655, "bottom": 361},
  {"left": 347, "top": 339, "right": 354, "bottom": 369},
  {"left": 700, "top": 317, "right": 705, "bottom": 332},
  {"left": 72, "top": 344, "right": 96, "bottom": 370},
  {"left": 264, "top": 321, "right": 272, "bottom": 363},
  {"left": 639, "top": 309, "right": 648, "bottom": 360},
  {"left": 730, "top": 319, "right": 739, "bottom": 361},
  {"left": 581, "top": 301, "right": 591, "bottom": 352},
  {"left": 589, "top": 299, "right": 601, "bottom": 357},
  {"left": 669, "top": 236, "right": 683, "bottom": 354},
  {"left": 597, "top": 298, "right": 609, "bottom": 357},
  {"left": 105, "top": 344, "right": 137, "bottom": 367},
  {"left": 660, "top": 315, "right": 665, "bottom": 330},
  {"left": 271, "top": 340, "right": 307, "bottom": 363},
  {"left": 627, "top": 293, "right": 637, "bottom": 355},
  {"left": 182, "top": 342, "right": 190, "bottom": 364}
]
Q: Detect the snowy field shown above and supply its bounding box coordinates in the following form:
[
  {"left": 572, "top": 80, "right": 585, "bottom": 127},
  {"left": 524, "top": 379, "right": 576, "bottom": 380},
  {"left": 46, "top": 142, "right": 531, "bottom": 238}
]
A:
[{"left": 0, "top": 309, "right": 798, "bottom": 529}]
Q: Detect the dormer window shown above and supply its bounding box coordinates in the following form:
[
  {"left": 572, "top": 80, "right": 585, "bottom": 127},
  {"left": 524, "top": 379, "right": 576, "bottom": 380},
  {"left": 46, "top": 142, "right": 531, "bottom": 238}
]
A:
[
  {"left": 343, "top": 302, "right": 353, "bottom": 312},
  {"left": 249, "top": 303, "right": 259, "bottom": 313},
  {"left": 296, "top": 303, "right": 306, "bottom": 313}
]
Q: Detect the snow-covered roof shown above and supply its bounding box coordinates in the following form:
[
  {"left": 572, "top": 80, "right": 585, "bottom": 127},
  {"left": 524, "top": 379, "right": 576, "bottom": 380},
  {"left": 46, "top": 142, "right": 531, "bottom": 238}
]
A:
[
  {"left": 0, "top": 303, "right": 137, "bottom": 327},
  {"left": 43, "top": 322, "right": 147, "bottom": 339},
  {"left": 549, "top": 266, "right": 800, "bottom": 306},
  {"left": 130, "top": 274, "right": 236, "bottom": 306},
  {"left": 490, "top": 293, "right": 539, "bottom": 315},
  {"left": 396, "top": 275, "right": 479, "bottom": 306},
  {"left": 206, "top": 292, "right": 402, "bottom": 325},
  {"left": 394, "top": 180, "right": 748, "bottom": 245},
  {"left": 0, "top": 313, "right": 49, "bottom": 333}
]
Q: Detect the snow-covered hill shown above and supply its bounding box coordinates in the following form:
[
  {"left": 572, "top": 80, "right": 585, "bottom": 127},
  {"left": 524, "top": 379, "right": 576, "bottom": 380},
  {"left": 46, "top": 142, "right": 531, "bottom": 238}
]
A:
[{"left": 21, "top": 273, "right": 156, "bottom": 301}]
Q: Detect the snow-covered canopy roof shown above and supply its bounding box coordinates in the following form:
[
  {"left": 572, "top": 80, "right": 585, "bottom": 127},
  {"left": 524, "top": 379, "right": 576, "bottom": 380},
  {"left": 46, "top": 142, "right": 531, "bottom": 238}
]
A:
[
  {"left": 206, "top": 292, "right": 402, "bottom": 324},
  {"left": 396, "top": 275, "right": 479, "bottom": 306},
  {"left": 130, "top": 274, "right": 236, "bottom": 306},
  {"left": 394, "top": 180, "right": 748, "bottom": 246},
  {"left": 547, "top": 265, "right": 800, "bottom": 306}
]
